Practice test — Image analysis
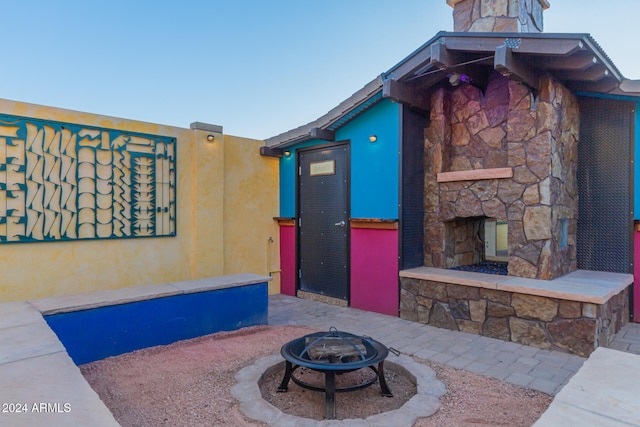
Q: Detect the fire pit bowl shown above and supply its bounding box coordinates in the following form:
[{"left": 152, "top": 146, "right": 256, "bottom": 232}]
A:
[{"left": 277, "top": 327, "right": 392, "bottom": 419}]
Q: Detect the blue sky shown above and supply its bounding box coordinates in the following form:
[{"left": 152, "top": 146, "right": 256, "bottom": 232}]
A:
[{"left": 1, "top": 1, "right": 638, "bottom": 140}]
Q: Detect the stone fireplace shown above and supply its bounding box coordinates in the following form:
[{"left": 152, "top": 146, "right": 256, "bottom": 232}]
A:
[
  {"left": 399, "top": 0, "right": 632, "bottom": 356},
  {"left": 424, "top": 72, "right": 579, "bottom": 280}
]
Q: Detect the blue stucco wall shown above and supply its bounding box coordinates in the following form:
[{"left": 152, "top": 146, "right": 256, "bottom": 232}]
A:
[
  {"left": 279, "top": 139, "right": 322, "bottom": 218},
  {"left": 337, "top": 99, "right": 399, "bottom": 219},
  {"left": 636, "top": 102, "right": 640, "bottom": 219},
  {"left": 45, "top": 283, "right": 268, "bottom": 365},
  {"left": 279, "top": 98, "right": 400, "bottom": 219}
]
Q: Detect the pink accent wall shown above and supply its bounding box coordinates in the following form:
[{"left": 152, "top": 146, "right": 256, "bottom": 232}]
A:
[
  {"left": 279, "top": 225, "right": 296, "bottom": 296},
  {"left": 634, "top": 232, "right": 640, "bottom": 322},
  {"left": 350, "top": 228, "right": 398, "bottom": 316}
]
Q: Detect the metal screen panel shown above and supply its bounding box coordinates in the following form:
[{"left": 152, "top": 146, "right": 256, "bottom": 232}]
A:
[
  {"left": 400, "top": 106, "right": 426, "bottom": 269},
  {"left": 577, "top": 96, "right": 633, "bottom": 273}
]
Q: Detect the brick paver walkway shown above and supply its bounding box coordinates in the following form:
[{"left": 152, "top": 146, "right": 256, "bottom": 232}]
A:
[{"left": 269, "top": 294, "right": 640, "bottom": 396}]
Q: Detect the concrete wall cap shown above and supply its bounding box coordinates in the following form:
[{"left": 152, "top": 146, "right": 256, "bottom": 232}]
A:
[
  {"left": 447, "top": 0, "right": 549, "bottom": 8},
  {"left": 190, "top": 121, "right": 223, "bottom": 133}
]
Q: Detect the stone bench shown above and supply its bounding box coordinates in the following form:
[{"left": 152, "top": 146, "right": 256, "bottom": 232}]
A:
[
  {"left": 399, "top": 267, "right": 632, "bottom": 357},
  {"left": 0, "top": 273, "right": 270, "bottom": 426}
]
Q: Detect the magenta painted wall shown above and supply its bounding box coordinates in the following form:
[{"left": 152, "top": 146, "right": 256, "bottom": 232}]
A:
[
  {"left": 634, "top": 232, "right": 640, "bottom": 322},
  {"left": 350, "top": 228, "right": 399, "bottom": 316},
  {"left": 279, "top": 225, "right": 296, "bottom": 296}
]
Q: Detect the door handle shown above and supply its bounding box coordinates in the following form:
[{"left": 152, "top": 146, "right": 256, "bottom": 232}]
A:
[{"left": 334, "top": 221, "right": 346, "bottom": 227}]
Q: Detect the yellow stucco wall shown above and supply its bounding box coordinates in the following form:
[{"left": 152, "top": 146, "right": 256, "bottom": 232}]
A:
[
  {"left": 0, "top": 98, "right": 280, "bottom": 302},
  {"left": 223, "top": 135, "right": 280, "bottom": 294}
]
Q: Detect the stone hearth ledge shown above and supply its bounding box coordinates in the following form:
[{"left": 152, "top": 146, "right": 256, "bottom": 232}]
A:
[{"left": 399, "top": 267, "right": 632, "bottom": 305}]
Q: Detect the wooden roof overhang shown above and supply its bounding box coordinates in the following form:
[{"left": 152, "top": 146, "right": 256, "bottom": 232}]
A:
[{"left": 262, "top": 31, "right": 640, "bottom": 154}]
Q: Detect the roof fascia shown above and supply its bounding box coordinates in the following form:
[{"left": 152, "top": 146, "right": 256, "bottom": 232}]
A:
[
  {"left": 385, "top": 32, "right": 623, "bottom": 83},
  {"left": 264, "top": 76, "right": 383, "bottom": 148},
  {"left": 265, "top": 32, "right": 629, "bottom": 150}
]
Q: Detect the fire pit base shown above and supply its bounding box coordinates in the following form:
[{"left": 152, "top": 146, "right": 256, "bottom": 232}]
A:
[
  {"left": 277, "top": 360, "right": 393, "bottom": 419},
  {"left": 234, "top": 354, "right": 445, "bottom": 425}
]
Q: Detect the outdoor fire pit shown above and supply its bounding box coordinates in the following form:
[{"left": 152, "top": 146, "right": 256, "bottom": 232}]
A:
[{"left": 277, "top": 327, "right": 392, "bottom": 419}]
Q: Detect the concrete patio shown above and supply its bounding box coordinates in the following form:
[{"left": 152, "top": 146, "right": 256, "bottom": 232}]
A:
[
  {"left": 270, "top": 295, "right": 640, "bottom": 426},
  {"left": 0, "top": 292, "right": 639, "bottom": 426}
]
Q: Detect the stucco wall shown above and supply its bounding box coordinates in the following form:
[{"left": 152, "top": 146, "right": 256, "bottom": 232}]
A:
[
  {"left": 0, "top": 98, "right": 280, "bottom": 301},
  {"left": 223, "top": 134, "right": 280, "bottom": 291}
]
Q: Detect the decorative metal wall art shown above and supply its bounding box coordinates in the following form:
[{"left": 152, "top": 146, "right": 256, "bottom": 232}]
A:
[{"left": 0, "top": 114, "right": 176, "bottom": 243}]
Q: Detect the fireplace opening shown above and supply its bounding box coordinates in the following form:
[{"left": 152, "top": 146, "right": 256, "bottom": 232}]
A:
[
  {"left": 484, "top": 219, "right": 508, "bottom": 262},
  {"left": 446, "top": 217, "right": 508, "bottom": 275}
]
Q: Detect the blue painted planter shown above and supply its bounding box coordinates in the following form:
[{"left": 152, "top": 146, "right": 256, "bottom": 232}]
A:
[{"left": 45, "top": 283, "right": 268, "bottom": 365}]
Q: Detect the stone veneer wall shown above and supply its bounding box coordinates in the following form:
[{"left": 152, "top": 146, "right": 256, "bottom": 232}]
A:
[
  {"left": 447, "top": 0, "right": 549, "bottom": 33},
  {"left": 400, "top": 277, "right": 629, "bottom": 357},
  {"left": 423, "top": 73, "right": 579, "bottom": 279},
  {"left": 445, "top": 217, "right": 485, "bottom": 267}
]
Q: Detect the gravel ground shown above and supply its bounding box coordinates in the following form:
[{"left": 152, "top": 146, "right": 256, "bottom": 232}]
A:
[
  {"left": 260, "top": 362, "right": 418, "bottom": 420},
  {"left": 80, "top": 325, "right": 552, "bottom": 426},
  {"left": 414, "top": 362, "right": 551, "bottom": 426}
]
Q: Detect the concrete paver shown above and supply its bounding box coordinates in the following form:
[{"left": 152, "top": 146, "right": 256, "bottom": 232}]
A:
[
  {"left": 0, "top": 302, "right": 43, "bottom": 329},
  {"left": 268, "top": 294, "right": 587, "bottom": 396},
  {"left": 0, "top": 353, "right": 119, "bottom": 427},
  {"left": 270, "top": 294, "right": 640, "bottom": 424},
  {"left": 0, "top": 321, "right": 66, "bottom": 365},
  {"left": 535, "top": 347, "right": 640, "bottom": 426}
]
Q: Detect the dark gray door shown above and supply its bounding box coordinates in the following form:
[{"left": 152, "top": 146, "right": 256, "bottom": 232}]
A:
[{"left": 298, "top": 144, "right": 349, "bottom": 300}]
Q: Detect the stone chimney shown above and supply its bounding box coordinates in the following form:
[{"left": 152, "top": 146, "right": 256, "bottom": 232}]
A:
[{"left": 447, "top": 0, "right": 550, "bottom": 33}]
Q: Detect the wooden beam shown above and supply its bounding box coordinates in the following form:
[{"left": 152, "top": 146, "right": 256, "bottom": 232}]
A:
[
  {"left": 386, "top": 45, "right": 434, "bottom": 82},
  {"left": 437, "top": 167, "right": 513, "bottom": 183},
  {"left": 516, "top": 38, "right": 585, "bottom": 55},
  {"left": 441, "top": 36, "right": 584, "bottom": 56},
  {"left": 494, "top": 44, "right": 539, "bottom": 92},
  {"left": 260, "top": 146, "right": 283, "bottom": 157},
  {"left": 553, "top": 64, "right": 609, "bottom": 82},
  {"left": 568, "top": 77, "right": 620, "bottom": 93},
  {"left": 350, "top": 218, "right": 398, "bottom": 230},
  {"left": 273, "top": 217, "right": 296, "bottom": 226},
  {"left": 414, "top": 47, "right": 492, "bottom": 78},
  {"left": 426, "top": 42, "right": 492, "bottom": 90},
  {"left": 412, "top": 69, "right": 449, "bottom": 91},
  {"left": 430, "top": 41, "right": 453, "bottom": 69},
  {"left": 310, "top": 127, "right": 335, "bottom": 141},
  {"left": 533, "top": 54, "right": 598, "bottom": 71},
  {"left": 382, "top": 78, "right": 428, "bottom": 111}
]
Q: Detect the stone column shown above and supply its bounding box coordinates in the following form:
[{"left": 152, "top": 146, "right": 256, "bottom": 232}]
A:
[
  {"left": 506, "top": 76, "right": 578, "bottom": 279},
  {"left": 424, "top": 89, "right": 450, "bottom": 268},
  {"left": 447, "top": 0, "right": 550, "bottom": 33}
]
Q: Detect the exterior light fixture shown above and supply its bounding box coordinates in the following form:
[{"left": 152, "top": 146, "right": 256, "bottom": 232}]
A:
[
  {"left": 369, "top": 135, "right": 377, "bottom": 143},
  {"left": 448, "top": 73, "right": 471, "bottom": 87},
  {"left": 284, "top": 150, "right": 291, "bottom": 157},
  {"left": 206, "top": 134, "right": 215, "bottom": 142}
]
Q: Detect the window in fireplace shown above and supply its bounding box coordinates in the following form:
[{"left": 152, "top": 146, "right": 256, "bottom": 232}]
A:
[
  {"left": 484, "top": 219, "right": 508, "bottom": 262},
  {"left": 559, "top": 219, "right": 568, "bottom": 248}
]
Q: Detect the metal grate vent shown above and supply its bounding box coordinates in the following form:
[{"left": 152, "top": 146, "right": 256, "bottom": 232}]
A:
[{"left": 505, "top": 38, "right": 521, "bottom": 49}]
